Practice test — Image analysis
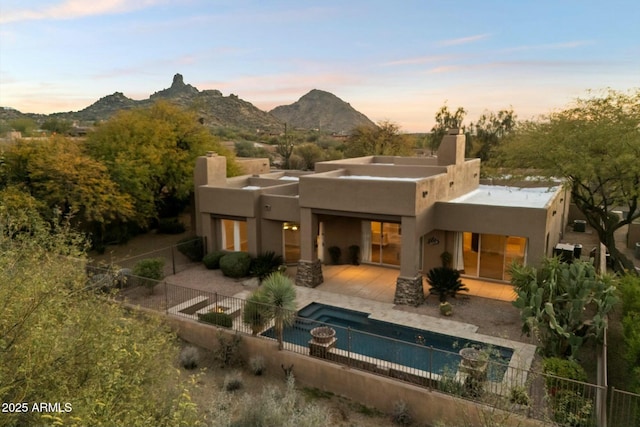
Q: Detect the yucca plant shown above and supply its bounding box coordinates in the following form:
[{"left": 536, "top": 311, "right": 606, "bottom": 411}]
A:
[
  {"left": 260, "top": 272, "right": 297, "bottom": 350},
  {"left": 426, "top": 267, "right": 468, "bottom": 302}
]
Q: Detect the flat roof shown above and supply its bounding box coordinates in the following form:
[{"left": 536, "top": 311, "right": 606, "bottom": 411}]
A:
[
  {"left": 449, "top": 185, "right": 560, "bottom": 208},
  {"left": 338, "top": 175, "right": 422, "bottom": 182}
]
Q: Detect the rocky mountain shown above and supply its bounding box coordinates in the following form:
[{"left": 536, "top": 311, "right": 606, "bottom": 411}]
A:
[
  {"left": 1, "top": 75, "right": 376, "bottom": 135},
  {"left": 269, "top": 89, "right": 376, "bottom": 134}
]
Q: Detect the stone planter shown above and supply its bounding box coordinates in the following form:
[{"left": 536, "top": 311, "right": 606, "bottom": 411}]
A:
[{"left": 310, "top": 326, "right": 336, "bottom": 344}]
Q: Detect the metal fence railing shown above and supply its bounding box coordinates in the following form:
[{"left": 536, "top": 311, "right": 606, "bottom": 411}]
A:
[
  {"left": 108, "top": 278, "right": 637, "bottom": 427},
  {"left": 89, "top": 237, "right": 204, "bottom": 277},
  {"left": 609, "top": 387, "right": 640, "bottom": 427}
]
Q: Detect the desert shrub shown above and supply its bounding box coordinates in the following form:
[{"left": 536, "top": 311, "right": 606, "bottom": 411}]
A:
[
  {"left": 223, "top": 371, "right": 244, "bottom": 392},
  {"left": 391, "top": 400, "right": 413, "bottom": 426},
  {"left": 203, "top": 250, "right": 229, "bottom": 269},
  {"left": 219, "top": 252, "right": 252, "bottom": 278},
  {"left": 249, "top": 356, "right": 266, "bottom": 376},
  {"left": 198, "top": 312, "right": 233, "bottom": 328},
  {"left": 218, "top": 376, "right": 324, "bottom": 427},
  {"left": 243, "top": 292, "right": 271, "bottom": 335},
  {"left": 157, "top": 217, "right": 186, "bottom": 234},
  {"left": 176, "top": 236, "right": 204, "bottom": 262},
  {"left": 250, "top": 251, "right": 284, "bottom": 281},
  {"left": 132, "top": 258, "right": 164, "bottom": 294},
  {"left": 542, "top": 357, "right": 587, "bottom": 388},
  {"left": 179, "top": 345, "right": 200, "bottom": 370},
  {"left": 508, "top": 385, "right": 531, "bottom": 406},
  {"left": 550, "top": 389, "right": 594, "bottom": 427},
  {"left": 213, "top": 332, "right": 243, "bottom": 368},
  {"left": 618, "top": 275, "right": 640, "bottom": 392},
  {"left": 543, "top": 357, "right": 593, "bottom": 426},
  {"left": 425, "top": 267, "right": 469, "bottom": 302}
]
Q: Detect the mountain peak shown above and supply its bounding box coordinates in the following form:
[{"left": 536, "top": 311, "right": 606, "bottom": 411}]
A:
[
  {"left": 270, "top": 89, "right": 375, "bottom": 133},
  {"left": 150, "top": 73, "right": 199, "bottom": 99}
]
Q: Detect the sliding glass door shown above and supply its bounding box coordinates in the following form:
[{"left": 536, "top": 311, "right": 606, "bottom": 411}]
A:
[
  {"left": 462, "top": 232, "right": 526, "bottom": 281},
  {"left": 363, "top": 221, "right": 401, "bottom": 266}
]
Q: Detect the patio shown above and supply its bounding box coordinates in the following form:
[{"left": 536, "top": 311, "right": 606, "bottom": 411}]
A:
[{"left": 291, "top": 264, "right": 516, "bottom": 304}]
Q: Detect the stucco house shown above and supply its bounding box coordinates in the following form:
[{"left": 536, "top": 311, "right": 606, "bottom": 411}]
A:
[{"left": 194, "top": 129, "right": 569, "bottom": 305}]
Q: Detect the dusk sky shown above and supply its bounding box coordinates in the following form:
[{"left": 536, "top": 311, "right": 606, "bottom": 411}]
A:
[{"left": 1, "top": 0, "right": 638, "bottom": 132}]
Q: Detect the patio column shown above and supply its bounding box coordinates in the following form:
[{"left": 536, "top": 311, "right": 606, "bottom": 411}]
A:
[
  {"left": 394, "top": 216, "right": 424, "bottom": 306},
  {"left": 296, "top": 207, "right": 323, "bottom": 287}
]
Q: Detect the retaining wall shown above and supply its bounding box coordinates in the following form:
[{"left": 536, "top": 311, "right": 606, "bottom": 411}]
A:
[{"left": 167, "top": 314, "right": 545, "bottom": 427}]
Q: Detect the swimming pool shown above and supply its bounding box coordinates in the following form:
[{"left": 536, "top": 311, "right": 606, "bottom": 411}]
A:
[{"left": 264, "top": 302, "right": 513, "bottom": 380}]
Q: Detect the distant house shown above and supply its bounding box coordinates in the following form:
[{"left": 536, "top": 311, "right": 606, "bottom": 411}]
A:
[{"left": 194, "top": 129, "right": 568, "bottom": 305}]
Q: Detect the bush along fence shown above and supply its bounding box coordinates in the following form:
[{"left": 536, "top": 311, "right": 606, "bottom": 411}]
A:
[{"left": 107, "top": 277, "right": 638, "bottom": 427}]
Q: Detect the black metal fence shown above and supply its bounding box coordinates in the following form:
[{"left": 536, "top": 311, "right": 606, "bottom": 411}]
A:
[
  {"left": 89, "top": 236, "right": 204, "bottom": 277},
  {"left": 103, "top": 277, "right": 640, "bottom": 426}
]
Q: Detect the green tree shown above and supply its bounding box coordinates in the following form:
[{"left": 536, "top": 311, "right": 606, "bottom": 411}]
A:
[
  {"left": 511, "top": 257, "right": 618, "bottom": 358},
  {"left": 8, "top": 117, "right": 37, "bottom": 136},
  {"left": 345, "top": 120, "right": 411, "bottom": 157},
  {"left": 86, "top": 101, "right": 241, "bottom": 228},
  {"left": 1, "top": 136, "right": 136, "bottom": 242},
  {"left": 494, "top": 89, "right": 640, "bottom": 274},
  {"left": 427, "top": 104, "right": 466, "bottom": 152},
  {"left": 469, "top": 108, "right": 517, "bottom": 161},
  {"left": 41, "top": 117, "right": 73, "bottom": 135},
  {"left": 0, "top": 210, "right": 201, "bottom": 427}
]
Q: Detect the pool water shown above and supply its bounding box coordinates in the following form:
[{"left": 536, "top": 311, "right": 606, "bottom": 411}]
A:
[{"left": 264, "top": 302, "right": 513, "bottom": 380}]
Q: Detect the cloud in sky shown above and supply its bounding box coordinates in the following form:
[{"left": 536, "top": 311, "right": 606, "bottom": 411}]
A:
[
  {"left": 0, "top": 0, "right": 164, "bottom": 24},
  {"left": 436, "top": 33, "right": 491, "bottom": 47}
]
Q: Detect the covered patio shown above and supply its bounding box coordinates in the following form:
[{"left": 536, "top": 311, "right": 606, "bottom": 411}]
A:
[{"left": 290, "top": 264, "right": 516, "bottom": 304}]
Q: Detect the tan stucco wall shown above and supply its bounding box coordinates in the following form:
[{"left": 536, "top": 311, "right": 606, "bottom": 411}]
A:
[
  {"left": 167, "top": 315, "right": 544, "bottom": 427},
  {"left": 321, "top": 216, "right": 362, "bottom": 264},
  {"left": 198, "top": 187, "right": 258, "bottom": 217},
  {"left": 435, "top": 203, "right": 550, "bottom": 266},
  {"left": 237, "top": 157, "right": 270, "bottom": 175}
]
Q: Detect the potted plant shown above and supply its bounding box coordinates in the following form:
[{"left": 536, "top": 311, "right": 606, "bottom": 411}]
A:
[
  {"left": 348, "top": 245, "right": 360, "bottom": 265},
  {"left": 328, "top": 246, "right": 341, "bottom": 265},
  {"left": 440, "top": 251, "right": 452, "bottom": 268},
  {"left": 310, "top": 326, "right": 336, "bottom": 344}
]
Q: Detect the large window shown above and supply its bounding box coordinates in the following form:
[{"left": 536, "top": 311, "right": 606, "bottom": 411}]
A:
[
  {"left": 221, "top": 219, "right": 248, "bottom": 251},
  {"left": 462, "top": 232, "right": 526, "bottom": 281}
]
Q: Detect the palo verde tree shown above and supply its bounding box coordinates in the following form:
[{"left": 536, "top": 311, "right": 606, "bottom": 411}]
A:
[
  {"left": 468, "top": 108, "right": 517, "bottom": 162},
  {"left": 86, "top": 101, "right": 241, "bottom": 238},
  {"left": 345, "top": 120, "right": 412, "bottom": 157},
  {"left": 427, "top": 104, "right": 467, "bottom": 153},
  {"left": 0, "top": 204, "right": 202, "bottom": 427},
  {"left": 511, "top": 257, "right": 618, "bottom": 358},
  {"left": 494, "top": 89, "right": 640, "bottom": 274}
]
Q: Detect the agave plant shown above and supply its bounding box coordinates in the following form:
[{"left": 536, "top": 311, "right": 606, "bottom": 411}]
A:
[{"left": 426, "top": 267, "right": 468, "bottom": 302}]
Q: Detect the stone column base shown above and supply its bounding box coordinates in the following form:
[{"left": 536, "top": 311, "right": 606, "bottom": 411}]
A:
[
  {"left": 393, "top": 275, "right": 424, "bottom": 306},
  {"left": 295, "top": 259, "right": 324, "bottom": 288}
]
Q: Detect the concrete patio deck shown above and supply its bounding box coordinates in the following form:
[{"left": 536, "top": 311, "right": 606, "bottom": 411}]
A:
[{"left": 290, "top": 263, "right": 516, "bottom": 304}]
